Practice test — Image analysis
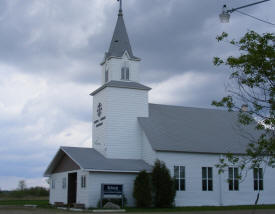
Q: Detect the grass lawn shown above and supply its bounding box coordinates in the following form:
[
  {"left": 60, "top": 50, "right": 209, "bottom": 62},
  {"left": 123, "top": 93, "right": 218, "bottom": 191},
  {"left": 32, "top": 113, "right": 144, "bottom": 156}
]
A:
[
  {"left": 0, "top": 199, "right": 49, "bottom": 206},
  {"left": 0, "top": 199, "right": 275, "bottom": 212},
  {"left": 126, "top": 204, "right": 275, "bottom": 212}
]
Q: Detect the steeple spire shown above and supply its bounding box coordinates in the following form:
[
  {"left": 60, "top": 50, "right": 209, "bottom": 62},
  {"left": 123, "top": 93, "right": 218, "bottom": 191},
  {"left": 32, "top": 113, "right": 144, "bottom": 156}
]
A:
[
  {"left": 103, "top": 0, "right": 139, "bottom": 63},
  {"left": 118, "top": 0, "right": 122, "bottom": 14}
]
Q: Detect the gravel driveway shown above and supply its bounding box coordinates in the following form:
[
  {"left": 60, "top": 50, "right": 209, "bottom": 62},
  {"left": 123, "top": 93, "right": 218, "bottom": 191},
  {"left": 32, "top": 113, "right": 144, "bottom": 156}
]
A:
[{"left": 1, "top": 206, "right": 275, "bottom": 214}]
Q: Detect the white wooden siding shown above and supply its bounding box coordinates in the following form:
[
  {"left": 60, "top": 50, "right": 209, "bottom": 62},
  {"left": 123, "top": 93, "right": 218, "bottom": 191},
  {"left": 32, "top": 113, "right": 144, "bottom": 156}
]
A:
[
  {"left": 92, "top": 89, "right": 108, "bottom": 156},
  {"left": 76, "top": 171, "right": 90, "bottom": 206},
  {"left": 49, "top": 161, "right": 275, "bottom": 208},
  {"left": 101, "top": 56, "right": 140, "bottom": 85},
  {"left": 93, "top": 87, "right": 148, "bottom": 159},
  {"left": 157, "top": 151, "right": 275, "bottom": 206},
  {"left": 105, "top": 87, "right": 148, "bottom": 159},
  {"left": 49, "top": 172, "right": 68, "bottom": 205},
  {"left": 141, "top": 131, "right": 156, "bottom": 165}
]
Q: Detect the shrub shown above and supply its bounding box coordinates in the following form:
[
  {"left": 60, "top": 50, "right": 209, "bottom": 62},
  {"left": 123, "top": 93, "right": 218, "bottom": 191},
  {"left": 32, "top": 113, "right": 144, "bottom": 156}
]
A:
[
  {"left": 133, "top": 170, "right": 152, "bottom": 207},
  {"left": 151, "top": 160, "right": 176, "bottom": 208}
]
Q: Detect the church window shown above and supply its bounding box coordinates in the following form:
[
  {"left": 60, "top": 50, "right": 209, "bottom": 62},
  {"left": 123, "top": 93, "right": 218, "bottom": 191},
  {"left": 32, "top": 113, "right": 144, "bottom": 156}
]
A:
[
  {"left": 202, "top": 167, "right": 213, "bottom": 191},
  {"left": 105, "top": 69, "right": 109, "bottom": 83},
  {"left": 174, "top": 166, "right": 185, "bottom": 191},
  {"left": 228, "top": 167, "right": 239, "bottom": 191},
  {"left": 81, "top": 175, "right": 86, "bottom": 188},
  {"left": 121, "top": 62, "right": 130, "bottom": 80},
  {"left": 126, "top": 68, "right": 129, "bottom": 80},
  {"left": 51, "top": 179, "right": 55, "bottom": 189},
  {"left": 254, "top": 168, "right": 263, "bottom": 191},
  {"left": 62, "top": 177, "right": 66, "bottom": 189}
]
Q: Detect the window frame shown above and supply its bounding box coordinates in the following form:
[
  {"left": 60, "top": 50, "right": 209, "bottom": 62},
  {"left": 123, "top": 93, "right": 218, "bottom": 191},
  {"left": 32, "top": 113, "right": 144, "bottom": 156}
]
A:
[
  {"left": 125, "top": 67, "right": 129, "bottom": 80},
  {"left": 174, "top": 165, "right": 185, "bottom": 191},
  {"left": 51, "top": 179, "right": 55, "bottom": 189},
  {"left": 228, "top": 167, "right": 239, "bottom": 191},
  {"left": 202, "top": 167, "right": 213, "bottom": 191},
  {"left": 81, "top": 175, "right": 86, "bottom": 188},
  {"left": 62, "top": 177, "right": 66, "bottom": 189},
  {"left": 253, "top": 168, "right": 263, "bottom": 191},
  {"left": 105, "top": 69, "right": 109, "bottom": 83},
  {"left": 121, "top": 62, "right": 130, "bottom": 81}
]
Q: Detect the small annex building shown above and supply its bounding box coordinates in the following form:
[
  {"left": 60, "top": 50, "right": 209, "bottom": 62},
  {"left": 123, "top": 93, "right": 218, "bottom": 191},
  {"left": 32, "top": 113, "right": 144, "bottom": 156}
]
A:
[{"left": 44, "top": 3, "right": 275, "bottom": 208}]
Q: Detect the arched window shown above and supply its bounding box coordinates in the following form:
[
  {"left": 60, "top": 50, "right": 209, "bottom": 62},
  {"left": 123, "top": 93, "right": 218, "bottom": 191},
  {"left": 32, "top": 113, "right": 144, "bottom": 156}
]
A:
[{"left": 121, "top": 62, "right": 130, "bottom": 80}]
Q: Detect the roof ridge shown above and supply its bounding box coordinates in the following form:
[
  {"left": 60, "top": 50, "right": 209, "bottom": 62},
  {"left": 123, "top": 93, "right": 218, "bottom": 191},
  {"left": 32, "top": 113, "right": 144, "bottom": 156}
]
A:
[
  {"left": 61, "top": 146, "right": 94, "bottom": 150},
  {"left": 149, "top": 103, "right": 232, "bottom": 113}
]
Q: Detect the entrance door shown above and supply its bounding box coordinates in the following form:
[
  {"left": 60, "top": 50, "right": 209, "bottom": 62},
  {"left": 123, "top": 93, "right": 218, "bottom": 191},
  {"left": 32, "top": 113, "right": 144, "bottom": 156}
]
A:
[{"left": 68, "top": 173, "right": 77, "bottom": 204}]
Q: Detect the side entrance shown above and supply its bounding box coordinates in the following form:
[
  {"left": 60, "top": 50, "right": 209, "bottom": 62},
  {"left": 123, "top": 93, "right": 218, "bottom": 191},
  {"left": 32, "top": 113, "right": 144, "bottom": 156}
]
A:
[{"left": 68, "top": 172, "right": 77, "bottom": 204}]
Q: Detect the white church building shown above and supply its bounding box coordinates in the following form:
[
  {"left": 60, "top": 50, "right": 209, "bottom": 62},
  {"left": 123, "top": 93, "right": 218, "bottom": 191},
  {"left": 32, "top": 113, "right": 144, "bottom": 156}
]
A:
[{"left": 44, "top": 3, "right": 275, "bottom": 208}]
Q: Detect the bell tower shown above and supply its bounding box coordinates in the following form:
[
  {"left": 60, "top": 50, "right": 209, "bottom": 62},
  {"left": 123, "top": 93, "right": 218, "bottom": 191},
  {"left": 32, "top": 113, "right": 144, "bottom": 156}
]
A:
[
  {"left": 100, "top": 0, "right": 141, "bottom": 85},
  {"left": 90, "top": 1, "right": 151, "bottom": 159}
]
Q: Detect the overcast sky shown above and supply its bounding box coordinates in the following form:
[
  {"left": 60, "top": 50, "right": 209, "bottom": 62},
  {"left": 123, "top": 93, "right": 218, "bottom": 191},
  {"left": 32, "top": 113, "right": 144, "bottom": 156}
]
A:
[{"left": 0, "top": 0, "right": 274, "bottom": 190}]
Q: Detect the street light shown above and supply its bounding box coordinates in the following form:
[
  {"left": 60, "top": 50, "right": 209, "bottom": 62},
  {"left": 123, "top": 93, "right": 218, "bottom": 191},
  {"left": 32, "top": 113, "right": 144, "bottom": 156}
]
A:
[
  {"left": 219, "top": 5, "right": 230, "bottom": 23},
  {"left": 219, "top": 0, "right": 270, "bottom": 23}
]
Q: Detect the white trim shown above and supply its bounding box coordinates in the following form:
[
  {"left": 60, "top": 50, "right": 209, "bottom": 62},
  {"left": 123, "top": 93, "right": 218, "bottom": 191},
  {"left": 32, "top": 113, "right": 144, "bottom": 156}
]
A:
[
  {"left": 122, "top": 50, "right": 129, "bottom": 59},
  {"left": 100, "top": 56, "right": 141, "bottom": 65}
]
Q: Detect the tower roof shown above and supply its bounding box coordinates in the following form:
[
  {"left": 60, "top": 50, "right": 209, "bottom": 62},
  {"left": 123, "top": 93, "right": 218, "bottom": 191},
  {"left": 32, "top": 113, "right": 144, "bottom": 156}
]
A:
[{"left": 103, "top": 6, "right": 139, "bottom": 63}]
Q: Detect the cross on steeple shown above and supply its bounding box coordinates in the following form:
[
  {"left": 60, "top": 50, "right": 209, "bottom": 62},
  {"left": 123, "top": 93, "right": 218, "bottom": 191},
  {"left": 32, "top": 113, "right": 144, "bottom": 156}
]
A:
[{"left": 117, "top": 0, "right": 122, "bottom": 14}]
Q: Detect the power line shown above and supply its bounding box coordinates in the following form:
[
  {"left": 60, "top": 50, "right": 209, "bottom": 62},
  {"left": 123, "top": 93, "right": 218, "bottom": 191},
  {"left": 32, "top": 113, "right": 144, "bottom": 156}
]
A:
[{"left": 235, "top": 10, "right": 275, "bottom": 26}]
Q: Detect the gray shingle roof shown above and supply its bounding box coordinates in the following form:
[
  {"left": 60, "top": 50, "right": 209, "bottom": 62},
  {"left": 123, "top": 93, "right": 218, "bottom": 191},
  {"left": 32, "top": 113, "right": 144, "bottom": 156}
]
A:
[
  {"left": 104, "top": 10, "right": 139, "bottom": 61},
  {"left": 90, "top": 81, "right": 151, "bottom": 96},
  {"left": 138, "top": 103, "right": 262, "bottom": 154},
  {"left": 44, "top": 147, "right": 152, "bottom": 176}
]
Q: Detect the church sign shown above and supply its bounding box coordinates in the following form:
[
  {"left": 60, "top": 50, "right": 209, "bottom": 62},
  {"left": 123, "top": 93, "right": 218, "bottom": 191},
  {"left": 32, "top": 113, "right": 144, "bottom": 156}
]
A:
[
  {"left": 100, "top": 184, "right": 124, "bottom": 207},
  {"left": 103, "top": 184, "right": 123, "bottom": 195}
]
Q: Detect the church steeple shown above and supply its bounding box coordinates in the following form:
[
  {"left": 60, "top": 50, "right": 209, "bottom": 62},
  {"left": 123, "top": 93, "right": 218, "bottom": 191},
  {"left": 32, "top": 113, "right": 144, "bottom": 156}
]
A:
[
  {"left": 100, "top": 1, "right": 141, "bottom": 85},
  {"left": 104, "top": 0, "right": 139, "bottom": 62},
  {"left": 91, "top": 1, "right": 150, "bottom": 159}
]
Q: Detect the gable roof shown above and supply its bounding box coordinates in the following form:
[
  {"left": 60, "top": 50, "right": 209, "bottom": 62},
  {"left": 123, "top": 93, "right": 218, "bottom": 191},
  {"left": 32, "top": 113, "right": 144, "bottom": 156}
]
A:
[
  {"left": 52, "top": 153, "right": 80, "bottom": 174},
  {"left": 138, "top": 103, "right": 262, "bottom": 154},
  {"left": 104, "top": 9, "right": 139, "bottom": 62},
  {"left": 44, "top": 147, "right": 152, "bottom": 176},
  {"left": 90, "top": 80, "right": 151, "bottom": 96}
]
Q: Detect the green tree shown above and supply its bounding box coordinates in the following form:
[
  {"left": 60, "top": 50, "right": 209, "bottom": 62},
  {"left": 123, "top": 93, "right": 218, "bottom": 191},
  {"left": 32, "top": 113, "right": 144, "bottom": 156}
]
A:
[
  {"left": 18, "top": 180, "right": 27, "bottom": 191},
  {"left": 27, "top": 187, "right": 49, "bottom": 197},
  {"left": 133, "top": 170, "right": 152, "bottom": 207},
  {"left": 151, "top": 160, "right": 176, "bottom": 208},
  {"left": 213, "top": 31, "right": 275, "bottom": 174}
]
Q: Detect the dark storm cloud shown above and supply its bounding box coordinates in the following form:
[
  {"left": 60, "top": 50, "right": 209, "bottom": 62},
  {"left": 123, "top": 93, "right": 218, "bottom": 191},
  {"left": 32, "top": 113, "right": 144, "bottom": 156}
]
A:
[
  {"left": 0, "top": 0, "right": 109, "bottom": 83},
  {"left": 119, "top": 0, "right": 274, "bottom": 83},
  {"left": 0, "top": 1, "right": 224, "bottom": 81},
  {"left": 0, "top": 0, "right": 274, "bottom": 84}
]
